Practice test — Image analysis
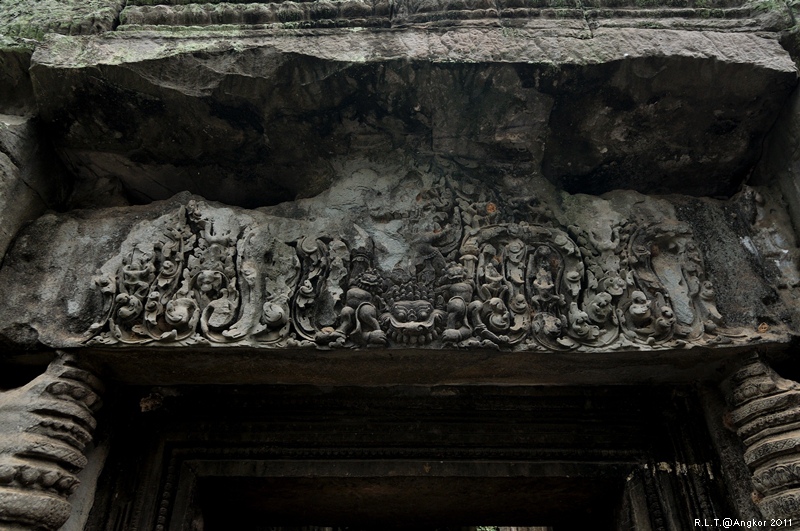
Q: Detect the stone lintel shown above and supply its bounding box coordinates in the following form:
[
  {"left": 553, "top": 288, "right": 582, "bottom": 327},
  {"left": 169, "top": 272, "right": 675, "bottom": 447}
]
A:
[{"left": 75, "top": 343, "right": 774, "bottom": 386}]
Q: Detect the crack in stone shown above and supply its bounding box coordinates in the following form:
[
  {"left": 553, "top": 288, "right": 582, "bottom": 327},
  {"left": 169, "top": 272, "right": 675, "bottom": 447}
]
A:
[{"left": 575, "top": 0, "right": 596, "bottom": 39}]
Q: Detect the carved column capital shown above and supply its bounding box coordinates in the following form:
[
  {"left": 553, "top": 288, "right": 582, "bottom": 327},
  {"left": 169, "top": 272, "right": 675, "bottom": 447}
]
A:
[{"left": 0, "top": 352, "right": 103, "bottom": 530}]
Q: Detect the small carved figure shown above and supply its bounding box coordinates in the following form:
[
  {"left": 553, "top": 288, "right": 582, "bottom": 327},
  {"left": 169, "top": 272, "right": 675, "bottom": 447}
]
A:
[
  {"left": 585, "top": 292, "right": 613, "bottom": 325},
  {"left": 698, "top": 280, "right": 724, "bottom": 333},
  {"left": 627, "top": 290, "right": 653, "bottom": 329},
  {"left": 654, "top": 305, "right": 676, "bottom": 336},
  {"left": 115, "top": 293, "right": 143, "bottom": 322},
  {"left": 163, "top": 298, "right": 199, "bottom": 340},
  {"left": 315, "top": 269, "right": 387, "bottom": 347},
  {"left": 564, "top": 269, "right": 582, "bottom": 298},
  {"left": 120, "top": 249, "right": 155, "bottom": 298},
  {"left": 477, "top": 246, "right": 509, "bottom": 301},
  {"left": 532, "top": 312, "right": 563, "bottom": 342},
  {"left": 505, "top": 239, "right": 526, "bottom": 287},
  {"left": 600, "top": 275, "right": 627, "bottom": 298},
  {"left": 568, "top": 302, "right": 600, "bottom": 341},
  {"left": 468, "top": 297, "right": 512, "bottom": 346},
  {"left": 531, "top": 267, "right": 558, "bottom": 310},
  {"left": 438, "top": 263, "right": 475, "bottom": 344}
]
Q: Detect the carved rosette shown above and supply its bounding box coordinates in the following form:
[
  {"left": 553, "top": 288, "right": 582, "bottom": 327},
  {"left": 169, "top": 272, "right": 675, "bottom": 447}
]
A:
[
  {"left": 727, "top": 356, "right": 800, "bottom": 523},
  {"left": 0, "top": 353, "right": 103, "bottom": 530},
  {"left": 85, "top": 180, "right": 739, "bottom": 351}
]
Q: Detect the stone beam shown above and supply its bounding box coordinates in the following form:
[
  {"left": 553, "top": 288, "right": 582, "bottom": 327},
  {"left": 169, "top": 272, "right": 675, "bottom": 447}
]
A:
[
  {"left": 0, "top": 171, "right": 797, "bottom": 383},
  {"left": 29, "top": 28, "right": 797, "bottom": 208}
]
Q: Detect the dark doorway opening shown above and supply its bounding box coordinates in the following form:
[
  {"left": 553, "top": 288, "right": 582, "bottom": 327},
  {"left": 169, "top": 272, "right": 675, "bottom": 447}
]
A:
[{"left": 199, "top": 476, "right": 622, "bottom": 531}]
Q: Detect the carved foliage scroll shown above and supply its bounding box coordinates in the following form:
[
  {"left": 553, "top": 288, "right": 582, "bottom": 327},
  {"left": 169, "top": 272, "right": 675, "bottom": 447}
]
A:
[
  {"left": 87, "top": 201, "right": 299, "bottom": 347},
  {"left": 86, "top": 182, "right": 736, "bottom": 351}
]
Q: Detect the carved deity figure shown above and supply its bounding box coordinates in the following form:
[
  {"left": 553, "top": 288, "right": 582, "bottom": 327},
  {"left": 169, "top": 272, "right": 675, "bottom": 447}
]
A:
[
  {"left": 380, "top": 281, "right": 445, "bottom": 345},
  {"left": 568, "top": 301, "right": 600, "bottom": 341},
  {"left": 438, "top": 263, "right": 475, "bottom": 344},
  {"left": 468, "top": 296, "right": 512, "bottom": 346},
  {"left": 585, "top": 292, "right": 613, "bottom": 325},
  {"left": 315, "top": 269, "right": 387, "bottom": 347}
]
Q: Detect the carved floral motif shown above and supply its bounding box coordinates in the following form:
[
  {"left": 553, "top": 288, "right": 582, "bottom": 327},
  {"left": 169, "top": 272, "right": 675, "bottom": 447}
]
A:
[{"left": 86, "top": 180, "right": 739, "bottom": 351}]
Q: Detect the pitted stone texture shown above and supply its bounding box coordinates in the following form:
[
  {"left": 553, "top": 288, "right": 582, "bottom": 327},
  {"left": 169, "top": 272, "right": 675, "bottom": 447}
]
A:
[
  {"left": 30, "top": 28, "right": 796, "bottom": 208},
  {"left": 755, "top": 81, "right": 800, "bottom": 236},
  {"left": 0, "top": 50, "right": 34, "bottom": 115}
]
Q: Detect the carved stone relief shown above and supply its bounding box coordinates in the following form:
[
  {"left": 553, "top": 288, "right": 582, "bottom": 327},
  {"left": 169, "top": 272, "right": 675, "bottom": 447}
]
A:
[
  {"left": 0, "top": 353, "right": 103, "bottom": 530},
  {"left": 84, "top": 177, "right": 753, "bottom": 352},
  {"left": 727, "top": 355, "right": 800, "bottom": 523}
]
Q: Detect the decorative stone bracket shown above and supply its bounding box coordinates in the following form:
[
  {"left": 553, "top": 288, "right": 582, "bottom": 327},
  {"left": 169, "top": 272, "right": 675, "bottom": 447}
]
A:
[{"left": 0, "top": 353, "right": 103, "bottom": 530}]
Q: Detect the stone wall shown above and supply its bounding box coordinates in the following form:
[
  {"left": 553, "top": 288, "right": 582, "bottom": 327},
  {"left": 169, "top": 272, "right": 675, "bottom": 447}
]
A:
[{"left": 3, "top": 0, "right": 800, "bottom": 528}]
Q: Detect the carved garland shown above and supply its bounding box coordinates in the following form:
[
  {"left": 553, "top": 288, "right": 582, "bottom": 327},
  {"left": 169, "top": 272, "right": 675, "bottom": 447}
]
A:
[{"left": 86, "top": 183, "right": 738, "bottom": 351}]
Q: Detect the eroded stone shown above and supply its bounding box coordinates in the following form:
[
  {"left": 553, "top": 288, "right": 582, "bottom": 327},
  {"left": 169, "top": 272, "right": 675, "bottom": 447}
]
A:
[
  {"left": 0, "top": 114, "right": 72, "bottom": 260},
  {"left": 0, "top": 168, "right": 795, "bottom": 355},
  {"left": 29, "top": 28, "right": 796, "bottom": 208}
]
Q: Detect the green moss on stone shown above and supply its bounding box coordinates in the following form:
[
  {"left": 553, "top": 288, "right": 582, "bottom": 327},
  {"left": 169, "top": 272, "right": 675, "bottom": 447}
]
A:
[{"left": 0, "top": 0, "right": 125, "bottom": 43}]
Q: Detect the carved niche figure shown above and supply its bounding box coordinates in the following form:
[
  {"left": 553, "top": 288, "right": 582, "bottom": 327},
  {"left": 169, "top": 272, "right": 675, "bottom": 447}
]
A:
[
  {"left": 181, "top": 209, "right": 241, "bottom": 342},
  {"left": 438, "top": 262, "right": 475, "bottom": 344}
]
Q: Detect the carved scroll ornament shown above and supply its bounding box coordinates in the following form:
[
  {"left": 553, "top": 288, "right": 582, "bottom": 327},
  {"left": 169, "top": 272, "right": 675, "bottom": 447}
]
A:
[{"left": 85, "top": 182, "right": 741, "bottom": 351}]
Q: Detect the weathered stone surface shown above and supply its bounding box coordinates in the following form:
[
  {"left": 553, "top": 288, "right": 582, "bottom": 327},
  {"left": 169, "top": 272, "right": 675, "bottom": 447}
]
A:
[
  {"left": 724, "top": 355, "right": 800, "bottom": 523},
  {"left": 0, "top": 166, "right": 795, "bottom": 366},
  {"left": 0, "top": 0, "right": 127, "bottom": 116},
  {"left": 754, "top": 84, "right": 800, "bottom": 235},
  {"left": 29, "top": 28, "right": 796, "bottom": 208},
  {"left": 0, "top": 114, "right": 72, "bottom": 260},
  {"left": 114, "top": 0, "right": 786, "bottom": 32},
  {"left": 0, "top": 353, "right": 102, "bottom": 531},
  {"left": 0, "top": 0, "right": 126, "bottom": 113},
  {"left": 0, "top": 0, "right": 124, "bottom": 42},
  {"left": 0, "top": 49, "right": 34, "bottom": 115}
]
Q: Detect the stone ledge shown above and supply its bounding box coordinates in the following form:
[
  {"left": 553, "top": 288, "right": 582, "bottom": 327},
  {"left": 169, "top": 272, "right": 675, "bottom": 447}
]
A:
[{"left": 74, "top": 342, "right": 782, "bottom": 385}]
